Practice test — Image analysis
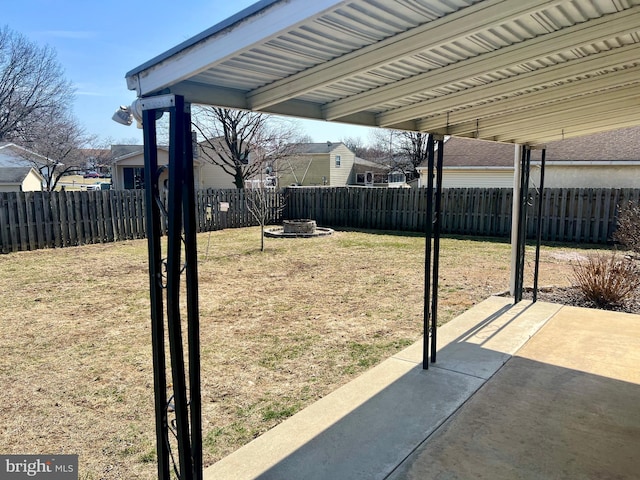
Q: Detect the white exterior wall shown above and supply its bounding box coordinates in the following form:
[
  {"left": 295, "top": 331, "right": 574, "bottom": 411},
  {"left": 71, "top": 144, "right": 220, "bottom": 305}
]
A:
[
  {"left": 22, "top": 171, "right": 44, "bottom": 191},
  {"left": 198, "top": 161, "right": 236, "bottom": 189},
  {"left": 530, "top": 164, "right": 640, "bottom": 188},
  {"left": 0, "top": 170, "right": 43, "bottom": 192},
  {"left": 329, "top": 144, "right": 355, "bottom": 186},
  {"left": 419, "top": 164, "right": 640, "bottom": 189},
  {"left": 442, "top": 169, "right": 514, "bottom": 188},
  {"left": 418, "top": 168, "right": 514, "bottom": 188}
]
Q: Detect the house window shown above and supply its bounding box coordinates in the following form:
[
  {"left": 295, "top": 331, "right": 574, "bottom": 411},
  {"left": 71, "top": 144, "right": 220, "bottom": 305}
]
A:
[
  {"left": 335, "top": 155, "right": 341, "bottom": 167},
  {"left": 123, "top": 167, "right": 145, "bottom": 189}
]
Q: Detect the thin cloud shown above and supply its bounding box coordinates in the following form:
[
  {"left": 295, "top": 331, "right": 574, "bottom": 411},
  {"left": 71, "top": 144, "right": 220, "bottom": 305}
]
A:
[
  {"left": 76, "top": 90, "right": 106, "bottom": 97},
  {"left": 73, "top": 82, "right": 107, "bottom": 97},
  {"left": 39, "top": 30, "right": 97, "bottom": 39}
]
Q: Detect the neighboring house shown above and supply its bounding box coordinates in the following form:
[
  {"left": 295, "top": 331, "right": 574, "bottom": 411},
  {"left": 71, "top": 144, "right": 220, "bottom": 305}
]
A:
[
  {"left": 417, "top": 137, "right": 514, "bottom": 188},
  {"left": 0, "top": 142, "right": 60, "bottom": 187},
  {"left": 198, "top": 139, "right": 249, "bottom": 189},
  {"left": 417, "top": 127, "right": 640, "bottom": 189},
  {"left": 352, "top": 157, "right": 390, "bottom": 186},
  {"left": 278, "top": 142, "right": 356, "bottom": 187},
  {"left": 112, "top": 146, "right": 173, "bottom": 190},
  {"left": 0, "top": 142, "right": 47, "bottom": 168},
  {"left": 110, "top": 143, "right": 232, "bottom": 190},
  {"left": 0, "top": 167, "right": 45, "bottom": 192},
  {"left": 79, "top": 148, "right": 112, "bottom": 176}
]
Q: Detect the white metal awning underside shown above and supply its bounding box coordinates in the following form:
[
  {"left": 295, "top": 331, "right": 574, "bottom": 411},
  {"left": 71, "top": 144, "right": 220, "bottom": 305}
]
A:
[{"left": 125, "top": 0, "right": 640, "bottom": 145}]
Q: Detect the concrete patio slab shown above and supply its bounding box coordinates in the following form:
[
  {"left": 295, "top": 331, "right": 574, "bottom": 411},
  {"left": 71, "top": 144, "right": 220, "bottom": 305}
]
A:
[
  {"left": 388, "top": 304, "right": 640, "bottom": 480},
  {"left": 205, "top": 362, "right": 483, "bottom": 480},
  {"left": 396, "top": 297, "right": 562, "bottom": 379},
  {"left": 204, "top": 296, "right": 567, "bottom": 479}
]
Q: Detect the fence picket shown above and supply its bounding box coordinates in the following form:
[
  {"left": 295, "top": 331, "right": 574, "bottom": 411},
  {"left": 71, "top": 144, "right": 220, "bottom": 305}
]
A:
[
  {"left": 1, "top": 187, "right": 637, "bottom": 254},
  {"left": 0, "top": 193, "right": 10, "bottom": 253}
]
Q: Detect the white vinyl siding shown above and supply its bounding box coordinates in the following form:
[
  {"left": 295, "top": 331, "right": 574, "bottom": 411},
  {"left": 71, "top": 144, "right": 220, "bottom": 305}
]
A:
[
  {"left": 329, "top": 145, "right": 354, "bottom": 186},
  {"left": 530, "top": 165, "right": 640, "bottom": 189},
  {"left": 443, "top": 169, "right": 515, "bottom": 188},
  {"left": 22, "top": 171, "right": 44, "bottom": 191}
]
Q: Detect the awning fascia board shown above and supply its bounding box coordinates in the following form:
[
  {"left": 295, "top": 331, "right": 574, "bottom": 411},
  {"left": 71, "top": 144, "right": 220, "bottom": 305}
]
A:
[{"left": 127, "top": 0, "right": 344, "bottom": 96}]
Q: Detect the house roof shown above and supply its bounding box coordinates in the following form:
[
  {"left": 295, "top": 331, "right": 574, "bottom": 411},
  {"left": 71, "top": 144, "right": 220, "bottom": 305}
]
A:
[
  {"left": 544, "top": 125, "right": 640, "bottom": 161},
  {"left": 0, "top": 143, "right": 52, "bottom": 167},
  {"left": 111, "top": 145, "right": 207, "bottom": 167},
  {"left": 111, "top": 144, "right": 145, "bottom": 160},
  {"left": 419, "top": 125, "right": 640, "bottom": 168},
  {"left": 125, "top": 0, "right": 640, "bottom": 145},
  {"left": 437, "top": 137, "right": 515, "bottom": 168},
  {"left": 0, "top": 167, "right": 42, "bottom": 185},
  {"left": 353, "top": 156, "right": 389, "bottom": 173},
  {"left": 293, "top": 142, "right": 347, "bottom": 154}
]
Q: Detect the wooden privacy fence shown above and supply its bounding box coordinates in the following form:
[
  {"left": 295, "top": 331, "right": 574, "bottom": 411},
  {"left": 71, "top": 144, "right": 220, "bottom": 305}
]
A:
[
  {"left": 0, "top": 189, "right": 285, "bottom": 253},
  {"left": 285, "top": 187, "right": 640, "bottom": 244},
  {"left": 0, "top": 190, "right": 146, "bottom": 253},
  {"left": 1, "top": 187, "right": 638, "bottom": 253}
]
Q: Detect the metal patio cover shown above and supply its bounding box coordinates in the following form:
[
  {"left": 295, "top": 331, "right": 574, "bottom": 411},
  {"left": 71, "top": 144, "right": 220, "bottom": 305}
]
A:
[{"left": 125, "top": 0, "right": 640, "bottom": 145}]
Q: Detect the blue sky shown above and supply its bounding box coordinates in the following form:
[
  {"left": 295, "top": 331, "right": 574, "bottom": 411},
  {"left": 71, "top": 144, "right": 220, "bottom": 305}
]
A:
[{"left": 3, "top": 0, "right": 374, "bottom": 145}]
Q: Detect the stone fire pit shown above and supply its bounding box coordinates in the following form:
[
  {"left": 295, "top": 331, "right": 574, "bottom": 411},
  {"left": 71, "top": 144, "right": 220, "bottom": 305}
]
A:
[{"left": 265, "top": 219, "right": 334, "bottom": 238}]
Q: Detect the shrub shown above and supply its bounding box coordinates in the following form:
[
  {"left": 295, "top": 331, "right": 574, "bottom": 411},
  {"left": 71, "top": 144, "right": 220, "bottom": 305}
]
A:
[
  {"left": 572, "top": 252, "right": 640, "bottom": 308},
  {"left": 613, "top": 201, "right": 640, "bottom": 256}
]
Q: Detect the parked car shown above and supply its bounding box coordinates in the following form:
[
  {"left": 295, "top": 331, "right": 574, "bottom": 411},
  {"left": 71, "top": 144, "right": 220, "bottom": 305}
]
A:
[
  {"left": 83, "top": 182, "right": 111, "bottom": 191},
  {"left": 83, "top": 171, "right": 100, "bottom": 178}
]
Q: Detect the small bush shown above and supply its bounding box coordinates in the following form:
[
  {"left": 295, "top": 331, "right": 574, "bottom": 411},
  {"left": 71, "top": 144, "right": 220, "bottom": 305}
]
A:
[
  {"left": 572, "top": 253, "right": 640, "bottom": 308},
  {"left": 613, "top": 201, "right": 640, "bottom": 256}
]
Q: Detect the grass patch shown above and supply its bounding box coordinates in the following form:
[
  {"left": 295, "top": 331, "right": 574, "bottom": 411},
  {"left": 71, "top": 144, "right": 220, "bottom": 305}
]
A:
[
  {"left": 344, "top": 338, "right": 414, "bottom": 374},
  {"left": 0, "top": 228, "right": 610, "bottom": 478}
]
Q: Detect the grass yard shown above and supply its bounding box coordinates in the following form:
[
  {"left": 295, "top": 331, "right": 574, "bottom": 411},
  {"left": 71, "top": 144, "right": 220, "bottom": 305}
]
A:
[
  {"left": 0, "top": 227, "right": 610, "bottom": 478},
  {"left": 56, "top": 174, "right": 111, "bottom": 191}
]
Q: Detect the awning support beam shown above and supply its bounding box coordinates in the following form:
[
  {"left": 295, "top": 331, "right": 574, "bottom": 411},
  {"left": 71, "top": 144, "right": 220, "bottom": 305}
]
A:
[
  {"left": 143, "top": 94, "right": 203, "bottom": 480},
  {"left": 533, "top": 148, "right": 547, "bottom": 302},
  {"left": 423, "top": 134, "right": 444, "bottom": 369},
  {"left": 514, "top": 145, "right": 531, "bottom": 303}
]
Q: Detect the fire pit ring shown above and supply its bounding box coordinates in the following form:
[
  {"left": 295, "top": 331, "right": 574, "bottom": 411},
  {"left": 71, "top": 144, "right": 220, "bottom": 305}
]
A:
[
  {"left": 265, "top": 219, "right": 334, "bottom": 238},
  {"left": 283, "top": 219, "right": 317, "bottom": 234}
]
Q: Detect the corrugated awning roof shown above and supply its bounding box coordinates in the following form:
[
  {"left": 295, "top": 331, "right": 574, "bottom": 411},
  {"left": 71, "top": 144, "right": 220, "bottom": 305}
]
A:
[{"left": 125, "top": 0, "right": 640, "bottom": 145}]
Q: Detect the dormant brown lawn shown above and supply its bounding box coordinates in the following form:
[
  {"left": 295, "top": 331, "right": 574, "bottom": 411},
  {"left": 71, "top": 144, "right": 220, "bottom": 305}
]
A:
[{"left": 0, "top": 227, "right": 607, "bottom": 479}]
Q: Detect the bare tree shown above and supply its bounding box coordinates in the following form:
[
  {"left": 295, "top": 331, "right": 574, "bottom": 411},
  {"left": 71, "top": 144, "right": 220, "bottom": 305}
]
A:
[
  {"left": 0, "top": 26, "right": 75, "bottom": 143},
  {"left": 19, "top": 110, "right": 92, "bottom": 191},
  {"left": 244, "top": 185, "right": 284, "bottom": 251},
  {"left": 192, "top": 107, "right": 303, "bottom": 189},
  {"left": 370, "top": 129, "right": 430, "bottom": 180},
  {"left": 341, "top": 135, "right": 366, "bottom": 157},
  {"left": 397, "top": 131, "right": 430, "bottom": 180}
]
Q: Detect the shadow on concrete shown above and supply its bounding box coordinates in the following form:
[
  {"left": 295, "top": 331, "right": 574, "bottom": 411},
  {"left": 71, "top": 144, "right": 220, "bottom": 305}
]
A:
[
  {"left": 205, "top": 301, "right": 640, "bottom": 480},
  {"left": 388, "top": 355, "right": 640, "bottom": 480}
]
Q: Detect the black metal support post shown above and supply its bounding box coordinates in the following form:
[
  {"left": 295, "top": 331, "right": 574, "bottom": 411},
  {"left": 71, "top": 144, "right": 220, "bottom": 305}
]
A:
[
  {"left": 514, "top": 145, "right": 531, "bottom": 303},
  {"left": 423, "top": 135, "right": 434, "bottom": 369},
  {"left": 423, "top": 134, "right": 443, "bottom": 369},
  {"left": 143, "top": 108, "right": 170, "bottom": 480},
  {"left": 533, "top": 148, "right": 547, "bottom": 303},
  {"left": 142, "top": 94, "right": 202, "bottom": 480},
  {"left": 431, "top": 136, "right": 444, "bottom": 364}
]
